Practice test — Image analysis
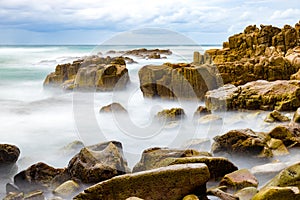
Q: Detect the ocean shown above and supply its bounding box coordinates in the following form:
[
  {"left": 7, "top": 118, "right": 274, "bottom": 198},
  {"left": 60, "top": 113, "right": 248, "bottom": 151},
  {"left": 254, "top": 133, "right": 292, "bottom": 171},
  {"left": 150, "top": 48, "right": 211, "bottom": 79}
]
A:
[{"left": 0, "top": 45, "right": 295, "bottom": 197}]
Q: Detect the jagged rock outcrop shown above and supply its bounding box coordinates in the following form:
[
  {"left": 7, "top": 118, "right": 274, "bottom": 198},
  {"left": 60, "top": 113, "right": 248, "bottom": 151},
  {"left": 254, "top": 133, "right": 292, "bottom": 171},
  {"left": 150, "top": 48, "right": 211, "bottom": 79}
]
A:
[
  {"left": 106, "top": 48, "right": 172, "bottom": 59},
  {"left": 44, "top": 56, "right": 129, "bottom": 91},
  {"left": 74, "top": 164, "right": 210, "bottom": 200},
  {"left": 205, "top": 80, "right": 300, "bottom": 111},
  {"left": 194, "top": 22, "right": 300, "bottom": 86},
  {"left": 138, "top": 63, "right": 221, "bottom": 100},
  {"left": 67, "top": 141, "right": 129, "bottom": 184}
]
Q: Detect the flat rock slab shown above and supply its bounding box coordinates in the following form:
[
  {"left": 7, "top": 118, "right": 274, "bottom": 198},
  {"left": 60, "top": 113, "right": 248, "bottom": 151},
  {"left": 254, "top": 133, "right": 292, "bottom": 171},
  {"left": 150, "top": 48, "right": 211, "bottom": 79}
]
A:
[{"left": 74, "top": 163, "right": 210, "bottom": 200}]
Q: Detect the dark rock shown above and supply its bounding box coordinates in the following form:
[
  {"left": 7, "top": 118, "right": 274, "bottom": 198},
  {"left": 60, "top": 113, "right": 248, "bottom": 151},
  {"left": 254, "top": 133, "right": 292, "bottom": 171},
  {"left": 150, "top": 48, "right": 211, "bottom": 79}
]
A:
[
  {"left": 68, "top": 141, "right": 128, "bottom": 184},
  {"left": 0, "top": 144, "right": 20, "bottom": 165},
  {"left": 14, "top": 162, "right": 67, "bottom": 192},
  {"left": 74, "top": 163, "right": 210, "bottom": 200},
  {"left": 99, "top": 102, "right": 127, "bottom": 113},
  {"left": 193, "top": 106, "right": 211, "bottom": 118}
]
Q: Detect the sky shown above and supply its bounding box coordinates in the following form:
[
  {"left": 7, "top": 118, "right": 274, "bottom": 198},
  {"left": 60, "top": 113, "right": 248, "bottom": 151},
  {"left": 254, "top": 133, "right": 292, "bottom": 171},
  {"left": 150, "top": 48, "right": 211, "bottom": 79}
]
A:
[{"left": 0, "top": 0, "right": 299, "bottom": 45}]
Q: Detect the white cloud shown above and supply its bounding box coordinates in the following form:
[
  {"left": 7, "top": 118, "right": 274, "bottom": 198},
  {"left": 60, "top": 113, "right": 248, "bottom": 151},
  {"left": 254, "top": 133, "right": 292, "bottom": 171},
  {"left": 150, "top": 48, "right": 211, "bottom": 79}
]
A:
[{"left": 0, "top": 0, "right": 299, "bottom": 44}]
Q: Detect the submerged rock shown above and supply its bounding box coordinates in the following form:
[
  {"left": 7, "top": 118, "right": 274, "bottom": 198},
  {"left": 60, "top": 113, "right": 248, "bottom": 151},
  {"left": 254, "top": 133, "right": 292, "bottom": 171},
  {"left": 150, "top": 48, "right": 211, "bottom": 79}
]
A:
[
  {"left": 155, "top": 108, "right": 186, "bottom": 122},
  {"left": 193, "top": 106, "right": 211, "bottom": 118},
  {"left": 138, "top": 63, "right": 220, "bottom": 100},
  {"left": 68, "top": 141, "right": 128, "bottom": 183},
  {"left": 264, "top": 110, "right": 290, "bottom": 123},
  {"left": 0, "top": 144, "right": 20, "bottom": 165},
  {"left": 74, "top": 163, "right": 210, "bottom": 200},
  {"left": 205, "top": 80, "right": 300, "bottom": 111},
  {"left": 99, "top": 102, "right": 127, "bottom": 113}
]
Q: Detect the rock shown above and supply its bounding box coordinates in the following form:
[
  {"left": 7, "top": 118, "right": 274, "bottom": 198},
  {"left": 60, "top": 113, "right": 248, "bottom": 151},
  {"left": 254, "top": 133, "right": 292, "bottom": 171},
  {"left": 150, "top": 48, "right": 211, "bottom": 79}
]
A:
[
  {"left": 286, "top": 46, "right": 300, "bottom": 70},
  {"left": 205, "top": 80, "right": 300, "bottom": 111},
  {"left": 107, "top": 48, "right": 172, "bottom": 59},
  {"left": 234, "top": 187, "right": 258, "bottom": 200},
  {"left": 74, "top": 163, "right": 210, "bottom": 200},
  {"left": 138, "top": 63, "right": 220, "bottom": 100},
  {"left": 219, "top": 169, "right": 258, "bottom": 190},
  {"left": 264, "top": 110, "right": 290, "bottom": 123},
  {"left": 262, "top": 162, "right": 300, "bottom": 189},
  {"left": 44, "top": 56, "right": 130, "bottom": 91},
  {"left": 156, "top": 108, "right": 185, "bottom": 122},
  {"left": 68, "top": 141, "right": 128, "bottom": 183},
  {"left": 268, "top": 124, "right": 300, "bottom": 147},
  {"left": 14, "top": 162, "right": 67, "bottom": 192},
  {"left": 291, "top": 69, "right": 300, "bottom": 80},
  {"left": 266, "top": 138, "right": 289, "bottom": 156},
  {"left": 24, "top": 190, "right": 45, "bottom": 200},
  {"left": 211, "top": 129, "right": 268, "bottom": 157},
  {"left": 252, "top": 186, "right": 300, "bottom": 200},
  {"left": 0, "top": 144, "right": 20, "bottom": 165},
  {"left": 53, "top": 180, "right": 80, "bottom": 197},
  {"left": 99, "top": 102, "right": 127, "bottom": 113},
  {"left": 132, "top": 147, "right": 237, "bottom": 180},
  {"left": 61, "top": 140, "right": 84, "bottom": 156},
  {"left": 193, "top": 106, "right": 211, "bottom": 118},
  {"left": 197, "top": 114, "right": 222, "bottom": 125},
  {"left": 293, "top": 107, "right": 300, "bottom": 123},
  {"left": 182, "top": 194, "right": 199, "bottom": 200}
]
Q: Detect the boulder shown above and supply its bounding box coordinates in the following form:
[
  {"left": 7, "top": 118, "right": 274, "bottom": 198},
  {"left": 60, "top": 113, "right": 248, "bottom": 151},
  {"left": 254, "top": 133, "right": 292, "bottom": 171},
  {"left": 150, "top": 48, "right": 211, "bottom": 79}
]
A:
[
  {"left": 132, "top": 147, "right": 237, "bottom": 180},
  {"left": 205, "top": 80, "right": 300, "bottom": 111},
  {"left": 264, "top": 110, "right": 290, "bottom": 123},
  {"left": 44, "top": 56, "right": 130, "bottom": 91},
  {"left": 262, "top": 162, "right": 300, "bottom": 189},
  {"left": 268, "top": 124, "right": 300, "bottom": 147},
  {"left": 14, "top": 162, "right": 68, "bottom": 192},
  {"left": 219, "top": 169, "right": 258, "bottom": 190},
  {"left": 211, "top": 129, "right": 269, "bottom": 157},
  {"left": 293, "top": 107, "right": 300, "bottom": 123},
  {"left": 68, "top": 141, "right": 128, "bottom": 183},
  {"left": 234, "top": 187, "right": 258, "bottom": 200},
  {"left": 138, "top": 63, "right": 220, "bottom": 100},
  {"left": 193, "top": 106, "right": 211, "bottom": 118},
  {"left": 74, "top": 163, "right": 210, "bottom": 200},
  {"left": 99, "top": 102, "right": 127, "bottom": 113},
  {"left": 155, "top": 108, "right": 185, "bottom": 122},
  {"left": 252, "top": 186, "right": 300, "bottom": 200},
  {"left": 0, "top": 144, "right": 20, "bottom": 165}
]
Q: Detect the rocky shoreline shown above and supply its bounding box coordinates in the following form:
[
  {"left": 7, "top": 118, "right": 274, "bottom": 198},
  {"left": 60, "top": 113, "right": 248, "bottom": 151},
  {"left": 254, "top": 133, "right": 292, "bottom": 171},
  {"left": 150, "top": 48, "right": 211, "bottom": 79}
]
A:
[{"left": 2, "top": 21, "right": 300, "bottom": 199}]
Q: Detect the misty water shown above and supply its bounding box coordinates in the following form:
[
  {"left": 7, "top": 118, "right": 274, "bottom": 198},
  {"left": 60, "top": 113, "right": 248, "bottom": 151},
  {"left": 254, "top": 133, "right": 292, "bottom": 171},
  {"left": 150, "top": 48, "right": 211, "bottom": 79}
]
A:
[{"left": 0, "top": 45, "right": 297, "bottom": 198}]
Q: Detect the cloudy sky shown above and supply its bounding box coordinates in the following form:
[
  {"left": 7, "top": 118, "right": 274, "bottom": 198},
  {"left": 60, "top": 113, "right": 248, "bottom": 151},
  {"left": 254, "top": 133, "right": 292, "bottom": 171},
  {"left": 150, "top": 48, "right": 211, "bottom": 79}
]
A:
[{"left": 0, "top": 0, "right": 299, "bottom": 45}]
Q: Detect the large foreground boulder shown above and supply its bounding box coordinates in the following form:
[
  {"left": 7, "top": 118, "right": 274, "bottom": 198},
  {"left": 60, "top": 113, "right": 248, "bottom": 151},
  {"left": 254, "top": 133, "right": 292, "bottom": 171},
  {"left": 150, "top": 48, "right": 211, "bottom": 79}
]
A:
[
  {"left": 205, "top": 80, "right": 300, "bottom": 111},
  {"left": 68, "top": 141, "right": 128, "bottom": 184},
  {"left": 74, "top": 163, "right": 210, "bottom": 200},
  {"left": 138, "top": 63, "right": 220, "bottom": 100},
  {"left": 44, "top": 56, "right": 129, "bottom": 91}
]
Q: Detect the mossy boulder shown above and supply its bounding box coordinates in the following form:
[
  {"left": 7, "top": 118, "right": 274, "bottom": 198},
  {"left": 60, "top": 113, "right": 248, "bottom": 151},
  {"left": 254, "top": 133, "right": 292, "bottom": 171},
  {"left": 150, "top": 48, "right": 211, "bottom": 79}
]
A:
[
  {"left": 264, "top": 110, "right": 290, "bottom": 123},
  {"left": 133, "top": 147, "right": 237, "bottom": 180},
  {"left": 74, "top": 164, "right": 210, "bottom": 200},
  {"left": 268, "top": 124, "right": 300, "bottom": 147},
  {"left": 68, "top": 141, "right": 128, "bottom": 184},
  {"left": 156, "top": 108, "right": 186, "bottom": 122},
  {"left": 252, "top": 186, "right": 300, "bottom": 200},
  {"left": 205, "top": 80, "right": 300, "bottom": 111}
]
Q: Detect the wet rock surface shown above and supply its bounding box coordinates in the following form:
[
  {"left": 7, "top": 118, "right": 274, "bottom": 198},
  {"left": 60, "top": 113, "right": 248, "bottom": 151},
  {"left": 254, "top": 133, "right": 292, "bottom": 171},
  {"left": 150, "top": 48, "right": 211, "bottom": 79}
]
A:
[
  {"left": 74, "top": 163, "right": 210, "bottom": 200},
  {"left": 138, "top": 63, "right": 220, "bottom": 100},
  {"left": 44, "top": 56, "right": 129, "bottom": 91},
  {"left": 205, "top": 80, "right": 300, "bottom": 111},
  {"left": 68, "top": 141, "right": 128, "bottom": 183}
]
